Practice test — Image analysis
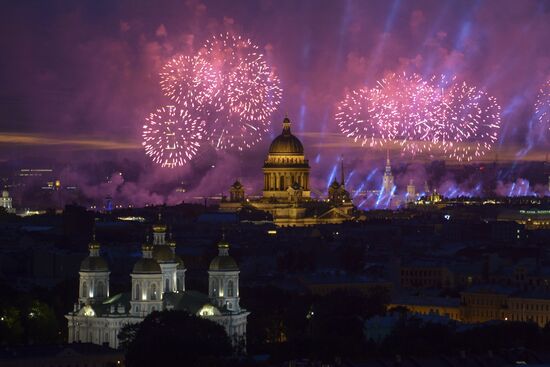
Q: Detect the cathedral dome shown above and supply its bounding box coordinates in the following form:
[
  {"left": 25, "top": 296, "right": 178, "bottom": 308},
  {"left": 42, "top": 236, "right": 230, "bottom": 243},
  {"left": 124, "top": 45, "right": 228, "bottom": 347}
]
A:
[
  {"left": 153, "top": 245, "right": 174, "bottom": 263},
  {"left": 132, "top": 258, "right": 161, "bottom": 274},
  {"left": 80, "top": 256, "right": 109, "bottom": 272},
  {"left": 80, "top": 237, "right": 108, "bottom": 272},
  {"left": 175, "top": 255, "right": 185, "bottom": 269},
  {"left": 209, "top": 238, "right": 239, "bottom": 271},
  {"left": 209, "top": 256, "right": 239, "bottom": 271},
  {"left": 268, "top": 118, "right": 304, "bottom": 155}
]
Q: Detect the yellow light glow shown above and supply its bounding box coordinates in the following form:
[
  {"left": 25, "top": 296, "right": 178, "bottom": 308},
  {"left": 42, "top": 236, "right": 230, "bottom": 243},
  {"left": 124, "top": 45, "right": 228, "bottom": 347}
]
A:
[
  {"left": 82, "top": 306, "right": 95, "bottom": 317},
  {"left": 198, "top": 305, "right": 216, "bottom": 316}
]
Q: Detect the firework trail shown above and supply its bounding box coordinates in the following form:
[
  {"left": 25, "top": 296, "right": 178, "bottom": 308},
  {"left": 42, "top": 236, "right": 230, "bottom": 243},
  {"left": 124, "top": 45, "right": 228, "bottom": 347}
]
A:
[
  {"left": 197, "top": 33, "right": 282, "bottom": 151},
  {"left": 142, "top": 106, "right": 204, "bottom": 168},
  {"left": 535, "top": 79, "right": 550, "bottom": 131}
]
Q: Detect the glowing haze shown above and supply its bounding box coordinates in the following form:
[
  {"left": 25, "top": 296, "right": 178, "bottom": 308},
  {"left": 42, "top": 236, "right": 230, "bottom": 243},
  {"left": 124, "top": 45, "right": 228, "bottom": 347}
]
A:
[{"left": 0, "top": 0, "right": 549, "bottom": 207}]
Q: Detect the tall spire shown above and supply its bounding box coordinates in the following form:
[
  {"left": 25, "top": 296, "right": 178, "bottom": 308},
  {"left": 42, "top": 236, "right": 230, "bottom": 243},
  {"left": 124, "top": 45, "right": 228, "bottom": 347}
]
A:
[
  {"left": 282, "top": 117, "right": 291, "bottom": 135},
  {"left": 340, "top": 155, "right": 345, "bottom": 188}
]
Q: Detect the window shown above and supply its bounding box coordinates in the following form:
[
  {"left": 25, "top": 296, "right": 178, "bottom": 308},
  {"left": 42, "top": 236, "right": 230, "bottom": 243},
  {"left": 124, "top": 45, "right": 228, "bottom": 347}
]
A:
[
  {"left": 177, "top": 277, "right": 182, "bottom": 291},
  {"left": 96, "top": 281, "right": 105, "bottom": 298},
  {"left": 150, "top": 284, "right": 157, "bottom": 300},
  {"left": 82, "top": 282, "right": 87, "bottom": 298},
  {"left": 135, "top": 284, "right": 141, "bottom": 300},
  {"left": 165, "top": 278, "right": 170, "bottom": 293},
  {"left": 211, "top": 279, "right": 218, "bottom": 297},
  {"left": 227, "top": 280, "right": 234, "bottom": 297}
]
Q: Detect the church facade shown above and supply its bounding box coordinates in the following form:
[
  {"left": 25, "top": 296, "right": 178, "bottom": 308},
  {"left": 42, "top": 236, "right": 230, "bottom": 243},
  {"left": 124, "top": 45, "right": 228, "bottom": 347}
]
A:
[
  {"left": 66, "top": 220, "right": 249, "bottom": 350},
  {"left": 220, "top": 117, "right": 355, "bottom": 226}
]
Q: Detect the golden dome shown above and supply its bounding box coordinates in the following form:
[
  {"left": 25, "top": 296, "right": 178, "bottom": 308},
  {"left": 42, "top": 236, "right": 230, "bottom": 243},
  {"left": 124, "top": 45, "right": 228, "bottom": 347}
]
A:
[
  {"left": 268, "top": 117, "right": 304, "bottom": 155},
  {"left": 152, "top": 213, "right": 167, "bottom": 233}
]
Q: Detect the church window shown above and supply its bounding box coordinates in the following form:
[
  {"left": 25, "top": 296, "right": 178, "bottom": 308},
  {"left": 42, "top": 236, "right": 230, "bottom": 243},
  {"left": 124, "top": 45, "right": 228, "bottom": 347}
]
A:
[
  {"left": 211, "top": 279, "right": 218, "bottom": 297},
  {"left": 227, "top": 280, "right": 234, "bottom": 297},
  {"left": 150, "top": 283, "right": 157, "bottom": 300},
  {"left": 96, "top": 281, "right": 105, "bottom": 298},
  {"left": 82, "top": 282, "right": 88, "bottom": 298}
]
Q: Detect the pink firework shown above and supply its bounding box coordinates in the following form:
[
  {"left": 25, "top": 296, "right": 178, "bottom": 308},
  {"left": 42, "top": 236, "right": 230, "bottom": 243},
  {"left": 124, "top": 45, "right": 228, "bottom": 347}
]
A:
[
  {"left": 159, "top": 55, "right": 218, "bottom": 107},
  {"left": 375, "top": 72, "right": 439, "bottom": 155},
  {"left": 433, "top": 80, "right": 501, "bottom": 162},
  {"left": 197, "top": 33, "right": 282, "bottom": 151},
  {"left": 535, "top": 79, "right": 550, "bottom": 130},
  {"left": 335, "top": 87, "right": 397, "bottom": 147},
  {"left": 142, "top": 106, "right": 204, "bottom": 168}
]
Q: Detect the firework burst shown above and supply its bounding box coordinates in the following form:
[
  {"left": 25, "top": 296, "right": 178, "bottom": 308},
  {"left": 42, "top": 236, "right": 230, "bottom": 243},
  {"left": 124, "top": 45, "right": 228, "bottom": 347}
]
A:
[
  {"left": 197, "top": 33, "right": 282, "bottom": 150},
  {"left": 142, "top": 105, "right": 204, "bottom": 168},
  {"left": 159, "top": 55, "right": 218, "bottom": 107},
  {"left": 375, "top": 72, "right": 439, "bottom": 155},
  {"left": 335, "top": 72, "right": 501, "bottom": 162},
  {"left": 535, "top": 79, "right": 550, "bottom": 130},
  {"left": 433, "top": 80, "right": 501, "bottom": 162},
  {"left": 335, "top": 87, "right": 396, "bottom": 147}
]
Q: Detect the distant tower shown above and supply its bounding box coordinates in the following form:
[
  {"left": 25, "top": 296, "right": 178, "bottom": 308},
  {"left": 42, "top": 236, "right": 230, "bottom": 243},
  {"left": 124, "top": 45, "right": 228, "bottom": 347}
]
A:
[
  {"left": 0, "top": 190, "right": 14, "bottom": 213},
  {"left": 152, "top": 214, "right": 167, "bottom": 245},
  {"left": 229, "top": 180, "right": 245, "bottom": 202},
  {"left": 130, "top": 238, "right": 162, "bottom": 316},
  {"left": 382, "top": 150, "right": 394, "bottom": 193},
  {"left": 208, "top": 235, "right": 241, "bottom": 313},
  {"left": 340, "top": 155, "right": 345, "bottom": 189},
  {"left": 79, "top": 234, "right": 110, "bottom": 305},
  {"left": 406, "top": 180, "right": 416, "bottom": 203}
]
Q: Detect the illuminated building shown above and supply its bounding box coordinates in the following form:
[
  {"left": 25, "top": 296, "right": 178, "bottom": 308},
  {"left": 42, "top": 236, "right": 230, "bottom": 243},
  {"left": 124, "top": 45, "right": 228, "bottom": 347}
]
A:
[
  {"left": 0, "top": 189, "right": 15, "bottom": 214},
  {"left": 406, "top": 180, "right": 416, "bottom": 204},
  {"left": 220, "top": 117, "right": 354, "bottom": 226},
  {"left": 66, "top": 218, "right": 249, "bottom": 350},
  {"left": 262, "top": 117, "right": 310, "bottom": 200}
]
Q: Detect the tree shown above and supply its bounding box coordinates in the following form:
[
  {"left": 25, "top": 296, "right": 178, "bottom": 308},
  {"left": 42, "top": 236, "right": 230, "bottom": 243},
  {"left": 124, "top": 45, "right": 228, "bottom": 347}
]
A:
[
  {"left": 24, "top": 300, "right": 59, "bottom": 344},
  {"left": 0, "top": 306, "right": 23, "bottom": 345},
  {"left": 121, "top": 310, "right": 233, "bottom": 367}
]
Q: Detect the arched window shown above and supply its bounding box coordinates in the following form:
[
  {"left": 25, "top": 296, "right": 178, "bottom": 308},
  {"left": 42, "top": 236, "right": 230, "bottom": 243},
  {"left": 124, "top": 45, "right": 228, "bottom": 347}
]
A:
[
  {"left": 211, "top": 279, "right": 218, "bottom": 297},
  {"left": 165, "top": 278, "right": 170, "bottom": 292},
  {"left": 150, "top": 283, "right": 157, "bottom": 300},
  {"left": 82, "top": 282, "right": 88, "bottom": 298},
  {"left": 135, "top": 283, "right": 141, "bottom": 300},
  {"left": 227, "top": 280, "right": 234, "bottom": 297},
  {"left": 96, "top": 281, "right": 105, "bottom": 298}
]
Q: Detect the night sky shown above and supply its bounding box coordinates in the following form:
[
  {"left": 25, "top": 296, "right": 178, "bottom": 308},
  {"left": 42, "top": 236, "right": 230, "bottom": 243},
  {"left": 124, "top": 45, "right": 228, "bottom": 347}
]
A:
[{"left": 1, "top": 0, "right": 549, "bottom": 205}]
